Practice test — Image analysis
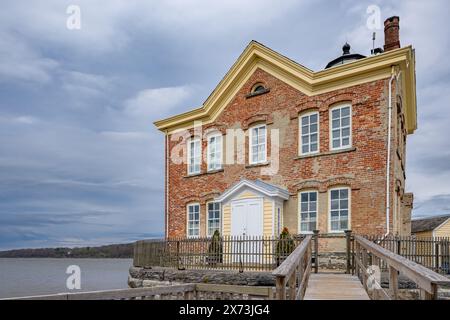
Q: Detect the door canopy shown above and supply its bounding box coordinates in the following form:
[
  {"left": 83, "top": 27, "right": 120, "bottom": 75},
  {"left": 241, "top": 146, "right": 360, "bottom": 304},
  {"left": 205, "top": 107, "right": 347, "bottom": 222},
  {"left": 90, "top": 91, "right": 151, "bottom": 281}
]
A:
[{"left": 215, "top": 179, "right": 289, "bottom": 204}]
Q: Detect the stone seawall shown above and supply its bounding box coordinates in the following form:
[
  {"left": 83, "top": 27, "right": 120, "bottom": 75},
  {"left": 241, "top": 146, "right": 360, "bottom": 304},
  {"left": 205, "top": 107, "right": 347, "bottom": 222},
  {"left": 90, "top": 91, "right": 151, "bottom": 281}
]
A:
[{"left": 128, "top": 266, "right": 276, "bottom": 288}]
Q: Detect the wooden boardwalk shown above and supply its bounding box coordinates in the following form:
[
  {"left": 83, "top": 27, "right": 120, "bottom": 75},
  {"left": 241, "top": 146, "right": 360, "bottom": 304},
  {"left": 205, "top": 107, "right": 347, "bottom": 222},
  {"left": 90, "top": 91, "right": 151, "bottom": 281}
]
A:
[{"left": 304, "top": 273, "right": 370, "bottom": 300}]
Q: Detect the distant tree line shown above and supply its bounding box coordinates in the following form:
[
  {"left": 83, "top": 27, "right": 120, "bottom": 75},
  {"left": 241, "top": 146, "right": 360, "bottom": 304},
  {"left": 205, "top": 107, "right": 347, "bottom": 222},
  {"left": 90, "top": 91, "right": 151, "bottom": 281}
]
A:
[{"left": 0, "top": 243, "right": 134, "bottom": 258}]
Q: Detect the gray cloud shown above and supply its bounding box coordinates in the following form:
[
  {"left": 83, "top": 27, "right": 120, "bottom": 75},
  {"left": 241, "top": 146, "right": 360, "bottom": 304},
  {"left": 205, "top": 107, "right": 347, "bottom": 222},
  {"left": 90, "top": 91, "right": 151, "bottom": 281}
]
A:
[{"left": 0, "top": 0, "right": 449, "bottom": 249}]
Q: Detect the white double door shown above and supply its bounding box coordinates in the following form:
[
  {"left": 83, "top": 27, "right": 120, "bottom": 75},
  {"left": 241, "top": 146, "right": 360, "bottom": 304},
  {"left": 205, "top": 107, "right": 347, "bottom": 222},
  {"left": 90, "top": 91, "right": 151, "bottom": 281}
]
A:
[
  {"left": 230, "top": 198, "right": 263, "bottom": 264},
  {"left": 231, "top": 198, "right": 263, "bottom": 237}
]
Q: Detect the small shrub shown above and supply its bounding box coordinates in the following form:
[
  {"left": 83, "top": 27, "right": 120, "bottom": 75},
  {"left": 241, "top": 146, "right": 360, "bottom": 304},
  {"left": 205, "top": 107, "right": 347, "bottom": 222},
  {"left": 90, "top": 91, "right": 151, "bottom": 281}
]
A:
[
  {"left": 276, "top": 227, "right": 295, "bottom": 266},
  {"left": 207, "top": 230, "right": 223, "bottom": 266}
]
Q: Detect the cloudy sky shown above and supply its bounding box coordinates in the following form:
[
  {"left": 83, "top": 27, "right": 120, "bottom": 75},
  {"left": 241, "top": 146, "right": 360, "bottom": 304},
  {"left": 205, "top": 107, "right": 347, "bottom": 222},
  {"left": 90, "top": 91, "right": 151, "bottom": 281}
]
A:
[{"left": 0, "top": 0, "right": 449, "bottom": 250}]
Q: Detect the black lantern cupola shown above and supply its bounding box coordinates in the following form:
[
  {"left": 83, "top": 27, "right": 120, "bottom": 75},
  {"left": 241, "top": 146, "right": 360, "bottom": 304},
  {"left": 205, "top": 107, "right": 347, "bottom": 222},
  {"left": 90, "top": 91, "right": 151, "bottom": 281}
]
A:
[{"left": 325, "top": 43, "right": 366, "bottom": 69}]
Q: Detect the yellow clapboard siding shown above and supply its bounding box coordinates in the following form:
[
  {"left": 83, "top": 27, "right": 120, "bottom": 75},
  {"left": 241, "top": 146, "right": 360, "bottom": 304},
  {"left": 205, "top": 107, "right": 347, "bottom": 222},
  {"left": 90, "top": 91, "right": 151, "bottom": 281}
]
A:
[
  {"left": 435, "top": 219, "right": 450, "bottom": 237},
  {"left": 414, "top": 231, "right": 433, "bottom": 238},
  {"left": 263, "top": 199, "right": 273, "bottom": 236},
  {"left": 222, "top": 204, "right": 231, "bottom": 236}
]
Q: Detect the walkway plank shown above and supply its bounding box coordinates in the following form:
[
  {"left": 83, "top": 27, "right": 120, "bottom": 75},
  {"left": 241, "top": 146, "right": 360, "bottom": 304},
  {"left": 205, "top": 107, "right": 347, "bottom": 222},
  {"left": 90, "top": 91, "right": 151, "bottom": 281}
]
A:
[{"left": 304, "top": 273, "right": 370, "bottom": 300}]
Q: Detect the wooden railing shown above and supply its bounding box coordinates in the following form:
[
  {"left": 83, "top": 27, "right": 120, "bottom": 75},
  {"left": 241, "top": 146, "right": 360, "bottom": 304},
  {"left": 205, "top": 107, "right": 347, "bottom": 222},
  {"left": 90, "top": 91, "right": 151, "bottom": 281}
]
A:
[
  {"left": 134, "top": 235, "right": 304, "bottom": 272},
  {"left": 353, "top": 235, "right": 450, "bottom": 300},
  {"left": 3, "top": 283, "right": 274, "bottom": 300},
  {"left": 272, "top": 235, "right": 315, "bottom": 300},
  {"left": 365, "top": 235, "right": 450, "bottom": 274}
]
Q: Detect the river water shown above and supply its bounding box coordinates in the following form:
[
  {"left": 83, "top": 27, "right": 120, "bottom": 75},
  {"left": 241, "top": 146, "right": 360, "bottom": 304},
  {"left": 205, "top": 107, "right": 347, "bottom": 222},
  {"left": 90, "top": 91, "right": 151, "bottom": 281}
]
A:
[{"left": 0, "top": 258, "right": 132, "bottom": 299}]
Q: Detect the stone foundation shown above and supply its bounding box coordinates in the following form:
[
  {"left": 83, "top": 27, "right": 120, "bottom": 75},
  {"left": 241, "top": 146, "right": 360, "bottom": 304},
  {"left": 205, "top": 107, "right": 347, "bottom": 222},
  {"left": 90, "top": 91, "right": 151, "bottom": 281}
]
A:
[
  {"left": 317, "top": 252, "right": 347, "bottom": 270},
  {"left": 129, "top": 266, "right": 276, "bottom": 288}
]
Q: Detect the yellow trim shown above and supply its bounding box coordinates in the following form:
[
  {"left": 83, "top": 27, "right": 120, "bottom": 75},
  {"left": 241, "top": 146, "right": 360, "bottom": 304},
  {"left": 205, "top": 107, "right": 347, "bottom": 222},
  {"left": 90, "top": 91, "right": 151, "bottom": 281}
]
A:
[{"left": 154, "top": 41, "right": 417, "bottom": 134}]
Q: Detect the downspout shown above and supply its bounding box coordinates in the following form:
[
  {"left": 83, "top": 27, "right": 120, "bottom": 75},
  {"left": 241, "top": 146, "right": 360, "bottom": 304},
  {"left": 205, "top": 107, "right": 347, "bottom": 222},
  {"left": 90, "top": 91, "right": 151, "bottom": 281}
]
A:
[
  {"left": 165, "top": 130, "right": 169, "bottom": 239},
  {"left": 385, "top": 67, "right": 401, "bottom": 237}
]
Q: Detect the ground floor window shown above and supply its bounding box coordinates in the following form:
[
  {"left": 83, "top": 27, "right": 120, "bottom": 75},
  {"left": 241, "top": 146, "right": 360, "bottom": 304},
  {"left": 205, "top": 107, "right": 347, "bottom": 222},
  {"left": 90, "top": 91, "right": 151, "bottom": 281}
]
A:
[
  {"left": 299, "top": 191, "right": 317, "bottom": 233},
  {"left": 187, "top": 203, "right": 200, "bottom": 237},
  {"left": 207, "top": 202, "right": 221, "bottom": 236},
  {"left": 329, "top": 187, "right": 350, "bottom": 232}
]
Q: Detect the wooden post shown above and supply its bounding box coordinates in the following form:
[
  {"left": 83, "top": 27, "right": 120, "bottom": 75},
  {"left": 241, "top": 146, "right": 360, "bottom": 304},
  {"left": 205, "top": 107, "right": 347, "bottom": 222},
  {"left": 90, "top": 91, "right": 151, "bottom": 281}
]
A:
[
  {"left": 362, "top": 249, "right": 368, "bottom": 289},
  {"left": 420, "top": 283, "right": 438, "bottom": 300},
  {"left": 313, "top": 230, "right": 319, "bottom": 274},
  {"left": 435, "top": 242, "right": 440, "bottom": 273},
  {"left": 355, "top": 242, "right": 361, "bottom": 279},
  {"left": 345, "top": 230, "right": 352, "bottom": 274},
  {"left": 275, "top": 276, "right": 286, "bottom": 300},
  {"left": 176, "top": 240, "right": 180, "bottom": 270},
  {"left": 351, "top": 235, "right": 355, "bottom": 275},
  {"left": 389, "top": 266, "right": 399, "bottom": 300},
  {"left": 288, "top": 271, "right": 296, "bottom": 300}
]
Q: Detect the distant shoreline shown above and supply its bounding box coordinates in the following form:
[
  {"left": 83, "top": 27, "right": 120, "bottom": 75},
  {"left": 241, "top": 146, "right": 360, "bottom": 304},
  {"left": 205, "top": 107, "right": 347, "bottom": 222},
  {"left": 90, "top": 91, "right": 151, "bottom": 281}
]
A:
[{"left": 0, "top": 243, "right": 134, "bottom": 259}]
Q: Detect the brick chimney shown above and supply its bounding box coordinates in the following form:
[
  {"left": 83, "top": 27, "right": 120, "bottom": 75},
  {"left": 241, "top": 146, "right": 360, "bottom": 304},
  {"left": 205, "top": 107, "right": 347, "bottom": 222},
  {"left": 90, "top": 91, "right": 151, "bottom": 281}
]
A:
[{"left": 384, "top": 16, "right": 400, "bottom": 52}]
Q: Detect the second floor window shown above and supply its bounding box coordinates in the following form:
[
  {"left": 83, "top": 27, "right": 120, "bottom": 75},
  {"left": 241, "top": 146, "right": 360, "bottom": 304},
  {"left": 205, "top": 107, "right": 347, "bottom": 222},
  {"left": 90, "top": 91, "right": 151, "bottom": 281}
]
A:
[
  {"left": 207, "top": 134, "right": 222, "bottom": 171},
  {"left": 187, "top": 203, "right": 200, "bottom": 237},
  {"left": 207, "top": 202, "right": 221, "bottom": 236},
  {"left": 187, "top": 137, "right": 201, "bottom": 175},
  {"left": 300, "top": 112, "right": 319, "bottom": 155},
  {"left": 249, "top": 124, "right": 266, "bottom": 164},
  {"left": 330, "top": 105, "right": 351, "bottom": 150}
]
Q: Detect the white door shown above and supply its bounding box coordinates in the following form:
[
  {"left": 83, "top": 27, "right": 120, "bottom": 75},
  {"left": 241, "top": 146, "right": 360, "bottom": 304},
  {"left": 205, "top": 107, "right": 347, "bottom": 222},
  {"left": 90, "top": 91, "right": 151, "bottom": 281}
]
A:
[
  {"left": 231, "top": 198, "right": 263, "bottom": 236},
  {"left": 230, "top": 198, "right": 263, "bottom": 264}
]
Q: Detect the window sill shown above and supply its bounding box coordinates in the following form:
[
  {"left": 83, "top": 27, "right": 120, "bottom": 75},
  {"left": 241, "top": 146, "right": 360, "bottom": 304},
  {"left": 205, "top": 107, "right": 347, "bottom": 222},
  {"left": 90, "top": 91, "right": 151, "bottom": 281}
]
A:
[
  {"left": 295, "top": 147, "right": 356, "bottom": 160},
  {"left": 184, "top": 168, "right": 224, "bottom": 178},
  {"left": 245, "top": 161, "right": 270, "bottom": 169}
]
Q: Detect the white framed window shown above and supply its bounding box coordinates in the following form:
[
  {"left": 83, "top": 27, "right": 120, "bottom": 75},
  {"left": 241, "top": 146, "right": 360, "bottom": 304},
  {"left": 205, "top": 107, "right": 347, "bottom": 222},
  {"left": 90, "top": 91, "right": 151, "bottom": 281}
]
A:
[
  {"left": 207, "top": 202, "right": 221, "bottom": 236},
  {"left": 249, "top": 124, "right": 267, "bottom": 164},
  {"left": 329, "top": 187, "right": 350, "bottom": 232},
  {"left": 299, "top": 191, "right": 318, "bottom": 233},
  {"left": 330, "top": 104, "right": 351, "bottom": 150},
  {"left": 187, "top": 137, "right": 201, "bottom": 175},
  {"left": 187, "top": 203, "right": 200, "bottom": 237},
  {"left": 207, "top": 134, "right": 222, "bottom": 171},
  {"left": 299, "top": 111, "right": 319, "bottom": 155}
]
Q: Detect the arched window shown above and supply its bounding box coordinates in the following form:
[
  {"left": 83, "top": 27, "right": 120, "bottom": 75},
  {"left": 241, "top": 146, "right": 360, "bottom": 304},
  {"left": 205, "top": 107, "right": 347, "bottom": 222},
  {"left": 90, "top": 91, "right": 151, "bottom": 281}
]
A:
[
  {"left": 299, "top": 111, "right": 319, "bottom": 155},
  {"left": 187, "top": 137, "right": 201, "bottom": 175},
  {"left": 253, "top": 85, "right": 265, "bottom": 93},
  {"left": 298, "top": 190, "right": 318, "bottom": 233},
  {"left": 329, "top": 187, "right": 351, "bottom": 232},
  {"left": 249, "top": 124, "right": 267, "bottom": 164},
  {"left": 329, "top": 104, "right": 352, "bottom": 150},
  {"left": 251, "top": 83, "right": 266, "bottom": 94},
  {"left": 207, "top": 133, "right": 223, "bottom": 171},
  {"left": 187, "top": 203, "right": 200, "bottom": 238}
]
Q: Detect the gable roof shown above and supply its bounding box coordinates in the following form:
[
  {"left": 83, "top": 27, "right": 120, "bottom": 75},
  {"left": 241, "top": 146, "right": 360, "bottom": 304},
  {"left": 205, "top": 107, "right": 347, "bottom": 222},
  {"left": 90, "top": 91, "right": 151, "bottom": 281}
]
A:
[
  {"left": 214, "top": 179, "right": 289, "bottom": 203},
  {"left": 154, "top": 40, "right": 417, "bottom": 134},
  {"left": 411, "top": 215, "right": 450, "bottom": 233}
]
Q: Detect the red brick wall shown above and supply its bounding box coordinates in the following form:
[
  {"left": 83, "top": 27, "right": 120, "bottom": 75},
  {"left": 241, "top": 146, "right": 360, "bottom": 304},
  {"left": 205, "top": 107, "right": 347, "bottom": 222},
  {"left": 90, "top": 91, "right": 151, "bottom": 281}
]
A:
[{"left": 165, "top": 68, "right": 404, "bottom": 238}]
